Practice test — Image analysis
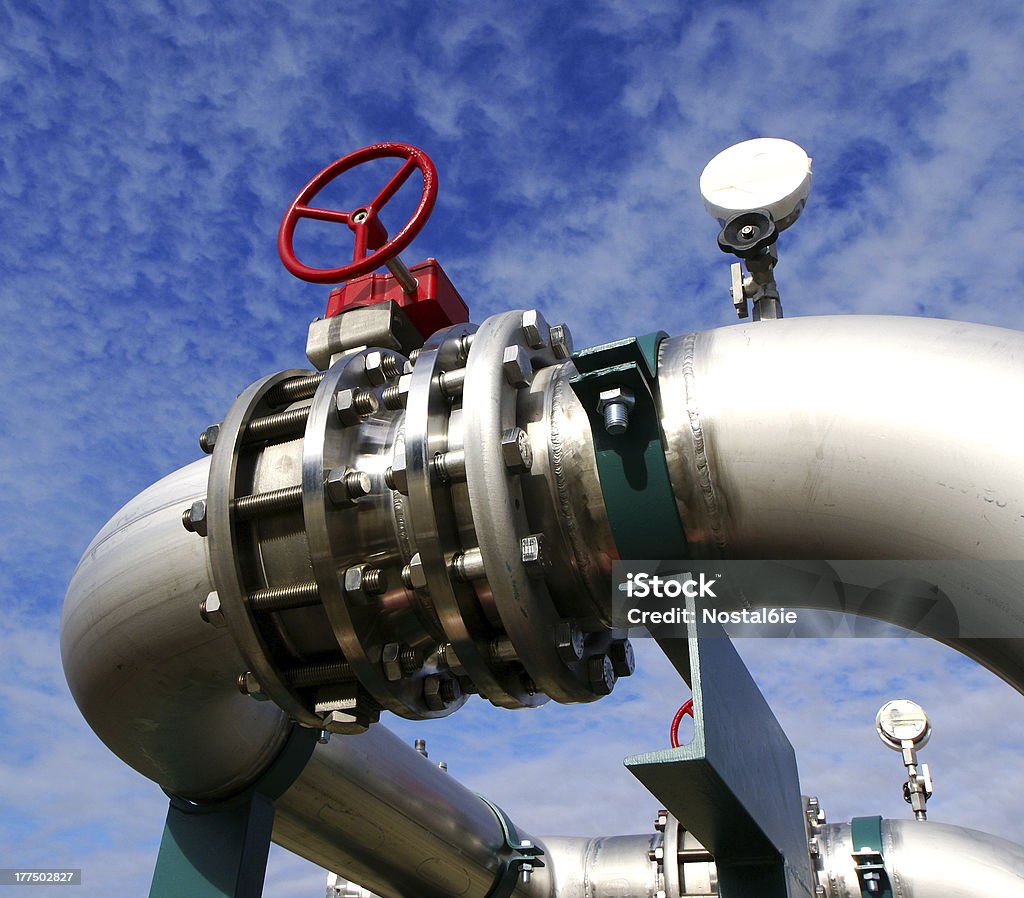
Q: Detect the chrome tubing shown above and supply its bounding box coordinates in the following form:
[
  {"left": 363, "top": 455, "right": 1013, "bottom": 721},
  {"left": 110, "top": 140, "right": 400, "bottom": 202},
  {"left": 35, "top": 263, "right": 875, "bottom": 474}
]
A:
[
  {"left": 60, "top": 458, "right": 291, "bottom": 801},
  {"left": 815, "top": 819, "right": 1024, "bottom": 896},
  {"left": 273, "top": 725, "right": 548, "bottom": 898},
  {"left": 658, "top": 315, "right": 1024, "bottom": 689}
]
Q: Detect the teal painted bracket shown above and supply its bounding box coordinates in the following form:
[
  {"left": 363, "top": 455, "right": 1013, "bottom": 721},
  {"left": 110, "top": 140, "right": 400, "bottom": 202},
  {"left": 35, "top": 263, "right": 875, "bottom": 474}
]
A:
[
  {"left": 625, "top": 596, "right": 814, "bottom": 898},
  {"left": 569, "top": 332, "right": 689, "bottom": 560},
  {"left": 850, "top": 816, "right": 892, "bottom": 898},
  {"left": 477, "top": 794, "right": 545, "bottom": 898},
  {"left": 150, "top": 726, "right": 319, "bottom": 898}
]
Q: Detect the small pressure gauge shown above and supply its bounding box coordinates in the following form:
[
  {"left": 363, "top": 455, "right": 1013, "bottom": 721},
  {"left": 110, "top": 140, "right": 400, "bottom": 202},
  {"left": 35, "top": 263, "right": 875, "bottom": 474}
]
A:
[
  {"left": 699, "top": 138, "right": 812, "bottom": 231},
  {"left": 876, "top": 699, "right": 931, "bottom": 751}
]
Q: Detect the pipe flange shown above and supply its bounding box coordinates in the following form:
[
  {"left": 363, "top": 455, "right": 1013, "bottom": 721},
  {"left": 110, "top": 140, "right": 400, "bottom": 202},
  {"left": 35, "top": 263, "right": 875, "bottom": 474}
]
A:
[
  {"left": 303, "top": 349, "right": 463, "bottom": 720},
  {"left": 463, "top": 310, "right": 612, "bottom": 703},
  {"left": 403, "top": 323, "right": 540, "bottom": 709},
  {"left": 206, "top": 369, "right": 325, "bottom": 729}
]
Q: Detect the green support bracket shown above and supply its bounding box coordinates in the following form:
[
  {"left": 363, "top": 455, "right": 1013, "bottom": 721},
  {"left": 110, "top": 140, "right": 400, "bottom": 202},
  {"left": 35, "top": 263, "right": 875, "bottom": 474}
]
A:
[
  {"left": 477, "top": 794, "right": 545, "bottom": 898},
  {"left": 625, "top": 595, "right": 814, "bottom": 898},
  {"left": 850, "top": 816, "right": 892, "bottom": 898},
  {"left": 150, "top": 726, "right": 318, "bottom": 898},
  {"left": 569, "top": 332, "right": 689, "bottom": 560}
]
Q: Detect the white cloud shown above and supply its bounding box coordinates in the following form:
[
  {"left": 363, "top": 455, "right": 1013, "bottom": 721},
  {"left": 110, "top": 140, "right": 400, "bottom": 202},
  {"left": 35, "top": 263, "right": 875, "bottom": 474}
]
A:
[{"left": 3, "top": 1, "right": 1023, "bottom": 893}]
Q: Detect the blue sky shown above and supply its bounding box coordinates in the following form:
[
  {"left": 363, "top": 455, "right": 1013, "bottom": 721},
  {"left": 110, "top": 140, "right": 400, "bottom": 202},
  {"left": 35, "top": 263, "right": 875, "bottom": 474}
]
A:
[{"left": 2, "top": 1, "right": 1024, "bottom": 894}]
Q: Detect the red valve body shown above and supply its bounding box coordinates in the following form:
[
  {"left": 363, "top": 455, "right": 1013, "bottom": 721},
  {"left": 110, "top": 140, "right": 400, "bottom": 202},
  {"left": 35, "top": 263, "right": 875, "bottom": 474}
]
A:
[{"left": 325, "top": 259, "right": 469, "bottom": 339}]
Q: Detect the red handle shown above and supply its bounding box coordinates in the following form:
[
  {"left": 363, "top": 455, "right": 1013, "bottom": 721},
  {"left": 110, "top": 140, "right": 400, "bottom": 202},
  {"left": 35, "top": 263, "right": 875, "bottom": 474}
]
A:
[
  {"left": 277, "top": 143, "right": 438, "bottom": 284},
  {"left": 669, "top": 697, "right": 694, "bottom": 748}
]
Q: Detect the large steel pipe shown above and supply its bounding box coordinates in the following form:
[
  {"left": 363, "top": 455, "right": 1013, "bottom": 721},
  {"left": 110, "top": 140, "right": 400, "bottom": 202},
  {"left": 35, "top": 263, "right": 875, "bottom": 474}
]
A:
[
  {"left": 816, "top": 819, "right": 1024, "bottom": 896},
  {"left": 274, "top": 726, "right": 548, "bottom": 898},
  {"left": 658, "top": 315, "right": 1024, "bottom": 688},
  {"left": 60, "top": 459, "right": 547, "bottom": 897},
  {"left": 60, "top": 458, "right": 291, "bottom": 801}
]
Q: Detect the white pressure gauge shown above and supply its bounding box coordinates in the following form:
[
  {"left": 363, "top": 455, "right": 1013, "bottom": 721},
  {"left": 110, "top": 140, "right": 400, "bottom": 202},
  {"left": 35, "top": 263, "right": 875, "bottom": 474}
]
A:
[
  {"left": 699, "top": 138, "right": 812, "bottom": 231},
  {"left": 875, "top": 699, "right": 932, "bottom": 750}
]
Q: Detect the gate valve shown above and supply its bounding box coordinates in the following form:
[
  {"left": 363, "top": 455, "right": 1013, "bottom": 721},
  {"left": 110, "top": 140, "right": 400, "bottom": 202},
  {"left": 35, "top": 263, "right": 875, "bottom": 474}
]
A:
[{"left": 277, "top": 142, "right": 468, "bottom": 339}]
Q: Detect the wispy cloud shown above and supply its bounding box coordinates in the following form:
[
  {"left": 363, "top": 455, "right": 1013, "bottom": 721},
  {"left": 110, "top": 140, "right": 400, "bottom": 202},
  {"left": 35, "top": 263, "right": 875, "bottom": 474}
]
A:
[{"left": 2, "top": 1, "right": 1023, "bottom": 894}]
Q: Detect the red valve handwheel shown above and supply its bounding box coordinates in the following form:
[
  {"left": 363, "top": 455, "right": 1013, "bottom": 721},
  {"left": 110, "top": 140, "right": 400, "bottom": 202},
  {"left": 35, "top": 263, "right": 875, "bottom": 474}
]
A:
[{"left": 277, "top": 142, "right": 438, "bottom": 284}]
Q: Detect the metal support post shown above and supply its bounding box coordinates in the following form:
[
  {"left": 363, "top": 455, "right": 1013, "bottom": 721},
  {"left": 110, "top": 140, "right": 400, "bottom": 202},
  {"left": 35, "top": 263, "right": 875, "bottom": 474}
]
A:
[{"left": 149, "top": 726, "right": 318, "bottom": 898}]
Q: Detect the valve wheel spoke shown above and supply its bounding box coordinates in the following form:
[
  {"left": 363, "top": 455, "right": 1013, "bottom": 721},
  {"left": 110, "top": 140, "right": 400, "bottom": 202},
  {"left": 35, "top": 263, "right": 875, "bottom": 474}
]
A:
[
  {"left": 371, "top": 157, "right": 417, "bottom": 211},
  {"left": 294, "top": 204, "right": 351, "bottom": 224}
]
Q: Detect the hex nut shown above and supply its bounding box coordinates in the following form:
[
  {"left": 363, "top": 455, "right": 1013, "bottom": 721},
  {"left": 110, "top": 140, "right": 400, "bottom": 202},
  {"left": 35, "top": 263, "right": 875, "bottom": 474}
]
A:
[
  {"left": 555, "top": 620, "right": 585, "bottom": 664},
  {"left": 402, "top": 552, "right": 427, "bottom": 591},
  {"left": 422, "top": 674, "right": 447, "bottom": 711},
  {"left": 336, "top": 388, "right": 378, "bottom": 425},
  {"left": 321, "top": 708, "right": 370, "bottom": 735},
  {"left": 520, "top": 534, "right": 547, "bottom": 575},
  {"left": 549, "top": 323, "right": 573, "bottom": 360},
  {"left": 364, "top": 350, "right": 388, "bottom": 386},
  {"left": 382, "top": 642, "right": 403, "bottom": 682},
  {"left": 596, "top": 386, "right": 636, "bottom": 414},
  {"left": 182, "top": 498, "right": 208, "bottom": 537},
  {"left": 326, "top": 467, "right": 371, "bottom": 506},
  {"left": 608, "top": 638, "right": 636, "bottom": 677},
  {"left": 343, "top": 564, "right": 387, "bottom": 600},
  {"left": 521, "top": 309, "right": 549, "bottom": 349},
  {"left": 587, "top": 653, "right": 617, "bottom": 695},
  {"left": 238, "top": 671, "right": 262, "bottom": 696},
  {"left": 389, "top": 441, "right": 409, "bottom": 495},
  {"left": 200, "top": 590, "right": 226, "bottom": 627},
  {"left": 397, "top": 373, "right": 412, "bottom": 407},
  {"left": 502, "top": 344, "right": 533, "bottom": 388},
  {"left": 500, "top": 427, "right": 533, "bottom": 473},
  {"left": 199, "top": 424, "right": 220, "bottom": 454}
]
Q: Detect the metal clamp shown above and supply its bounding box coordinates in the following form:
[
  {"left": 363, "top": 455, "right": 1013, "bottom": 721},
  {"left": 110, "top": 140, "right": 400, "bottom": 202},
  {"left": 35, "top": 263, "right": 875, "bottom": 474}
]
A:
[
  {"left": 477, "top": 794, "right": 545, "bottom": 898},
  {"left": 850, "top": 816, "right": 892, "bottom": 898},
  {"left": 569, "top": 332, "right": 689, "bottom": 560}
]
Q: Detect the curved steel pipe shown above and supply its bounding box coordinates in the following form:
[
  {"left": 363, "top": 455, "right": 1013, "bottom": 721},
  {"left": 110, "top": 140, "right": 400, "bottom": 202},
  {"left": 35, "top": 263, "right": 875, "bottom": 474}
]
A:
[
  {"left": 60, "top": 458, "right": 291, "bottom": 801},
  {"left": 658, "top": 315, "right": 1024, "bottom": 689},
  {"left": 60, "top": 459, "right": 547, "bottom": 897},
  {"left": 816, "top": 819, "right": 1024, "bottom": 896}
]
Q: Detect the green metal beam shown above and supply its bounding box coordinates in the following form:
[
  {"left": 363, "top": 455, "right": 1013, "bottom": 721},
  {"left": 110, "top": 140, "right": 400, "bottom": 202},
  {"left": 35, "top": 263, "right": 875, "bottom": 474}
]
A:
[
  {"left": 570, "top": 332, "right": 689, "bottom": 560},
  {"left": 150, "top": 726, "right": 318, "bottom": 898}
]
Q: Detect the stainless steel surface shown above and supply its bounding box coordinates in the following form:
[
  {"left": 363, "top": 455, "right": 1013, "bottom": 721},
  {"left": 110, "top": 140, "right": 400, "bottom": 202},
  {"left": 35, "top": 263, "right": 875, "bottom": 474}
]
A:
[
  {"left": 273, "top": 725, "right": 549, "bottom": 898},
  {"left": 658, "top": 315, "right": 1024, "bottom": 560},
  {"left": 541, "top": 822, "right": 717, "bottom": 898},
  {"left": 816, "top": 819, "right": 1024, "bottom": 897},
  {"left": 462, "top": 310, "right": 611, "bottom": 704},
  {"left": 63, "top": 305, "right": 1024, "bottom": 898},
  {"left": 658, "top": 315, "right": 1024, "bottom": 690},
  {"left": 384, "top": 255, "right": 419, "bottom": 294},
  {"left": 61, "top": 458, "right": 291, "bottom": 801}
]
